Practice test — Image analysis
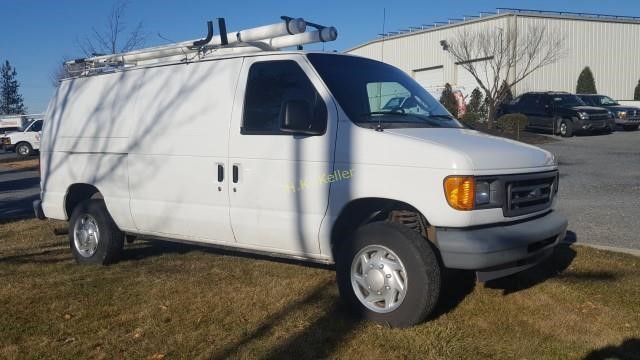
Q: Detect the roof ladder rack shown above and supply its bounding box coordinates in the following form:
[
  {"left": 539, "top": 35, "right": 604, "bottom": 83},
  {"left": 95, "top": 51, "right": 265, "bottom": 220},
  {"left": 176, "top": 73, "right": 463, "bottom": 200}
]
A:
[{"left": 65, "top": 16, "right": 338, "bottom": 77}]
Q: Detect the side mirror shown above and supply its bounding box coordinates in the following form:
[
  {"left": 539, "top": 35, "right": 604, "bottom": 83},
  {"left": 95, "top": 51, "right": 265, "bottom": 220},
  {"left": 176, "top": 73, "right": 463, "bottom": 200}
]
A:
[{"left": 279, "top": 100, "right": 324, "bottom": 135}]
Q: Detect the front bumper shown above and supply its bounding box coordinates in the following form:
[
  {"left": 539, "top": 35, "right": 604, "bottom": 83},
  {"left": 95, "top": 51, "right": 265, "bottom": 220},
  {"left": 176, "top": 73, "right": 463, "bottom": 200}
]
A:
[
  {"left": 574, "top": 118, "right": 612, "bottom": 131},
  {"left": 436, "top": 211, "right": 568, "bottom": 281},
  {"left": 615, "top": 117, "right": 640, "bottom": 125}
]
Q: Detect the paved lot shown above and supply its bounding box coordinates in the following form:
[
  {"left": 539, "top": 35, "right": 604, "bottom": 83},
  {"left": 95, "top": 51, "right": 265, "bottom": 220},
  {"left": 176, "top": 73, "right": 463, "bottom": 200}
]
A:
[
  {"left": 0, "top": 150, "right": 39, "bottom": 220},
  {"left": 540, "top": 130, "right": 640, "bottom": 250},
  {"left": 0, "top": 131, "right": 638, "bottom": 250}
]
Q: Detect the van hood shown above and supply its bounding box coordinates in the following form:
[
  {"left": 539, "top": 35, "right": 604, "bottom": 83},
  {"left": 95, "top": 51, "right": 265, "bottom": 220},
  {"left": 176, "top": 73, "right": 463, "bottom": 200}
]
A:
[{"left": 383, "top": 128, "right": 556, "bottom": 171}]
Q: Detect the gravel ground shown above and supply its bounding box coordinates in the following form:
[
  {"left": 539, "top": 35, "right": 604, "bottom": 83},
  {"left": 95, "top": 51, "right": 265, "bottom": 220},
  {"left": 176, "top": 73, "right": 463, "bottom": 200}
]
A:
[{"left": 540, "top": 130, "right": 640, "bottom": 250}]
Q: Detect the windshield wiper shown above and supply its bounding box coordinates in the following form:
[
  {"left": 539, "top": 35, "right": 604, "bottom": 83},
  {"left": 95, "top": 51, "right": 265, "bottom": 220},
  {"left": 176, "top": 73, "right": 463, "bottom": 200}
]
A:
[
  {"left": 360, "top": 111, "right": 409, "bottom": 131},
  {"left": 362, "top": 111, "right": 409, "bottom": 116}
]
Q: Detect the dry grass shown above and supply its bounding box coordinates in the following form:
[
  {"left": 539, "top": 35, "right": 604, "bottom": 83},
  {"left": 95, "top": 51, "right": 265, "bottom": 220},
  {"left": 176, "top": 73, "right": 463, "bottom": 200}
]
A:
[
  {"left": 0, "top": 158, "right": 39, "bottom": 171},
  {"left": 0, "top": 218, "right": 639, "bottom": 359}
]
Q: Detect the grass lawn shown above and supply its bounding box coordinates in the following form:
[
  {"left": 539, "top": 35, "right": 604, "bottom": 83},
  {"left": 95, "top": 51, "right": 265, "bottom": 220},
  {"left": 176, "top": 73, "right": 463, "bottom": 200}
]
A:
[{"left": 0, "top": 218, "right": 638, "bottom": 359}]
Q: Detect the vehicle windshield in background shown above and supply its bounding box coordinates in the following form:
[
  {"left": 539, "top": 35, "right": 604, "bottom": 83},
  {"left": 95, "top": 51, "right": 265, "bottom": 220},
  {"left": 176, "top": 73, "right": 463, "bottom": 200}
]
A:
[
  {"left": 307, "top": 54, "right": 463, "bottom": 129},
  {"left": 586, "top": 95, "right": 619, "bottom": 106},
  {"left": 551, "top": 94, "right": 586, "bottom": 107}
]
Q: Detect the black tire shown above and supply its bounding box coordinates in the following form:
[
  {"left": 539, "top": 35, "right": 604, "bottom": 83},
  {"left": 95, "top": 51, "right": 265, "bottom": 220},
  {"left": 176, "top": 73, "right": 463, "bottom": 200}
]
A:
[
  {"left": 15, "top": 142, "right": 33, "bottom": 158},
  {"left": 69, "top": 199, "right": 124, "bottom": 265},
  {"left": 559, "top": 119, "right": 573, "bottom": 137},
  {"left": 623, "top": 124, "right": 639, "bottom": 131},
  {"left": 336, "top": 222, "right": 441, "bottom": 328}
]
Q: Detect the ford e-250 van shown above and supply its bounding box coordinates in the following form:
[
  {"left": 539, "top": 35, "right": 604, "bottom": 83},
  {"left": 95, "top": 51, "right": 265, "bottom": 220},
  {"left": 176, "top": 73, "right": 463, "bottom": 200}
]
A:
[{"left": 35, "top": 17, "right": 567, "bottom": 327}]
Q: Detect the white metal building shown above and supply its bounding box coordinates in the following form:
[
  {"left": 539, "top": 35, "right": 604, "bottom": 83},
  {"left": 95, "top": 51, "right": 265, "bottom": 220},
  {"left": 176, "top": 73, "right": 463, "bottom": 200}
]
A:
[{"left": 346, "top": 9, "right": 640, "bottom": 100}]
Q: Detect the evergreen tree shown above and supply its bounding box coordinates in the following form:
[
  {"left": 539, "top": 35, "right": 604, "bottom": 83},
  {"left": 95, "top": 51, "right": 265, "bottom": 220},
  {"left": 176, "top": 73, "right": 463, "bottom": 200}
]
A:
[
  {"left": 576, "top": 66, "right": 597, "bottom": 94},
  {"left": 468, "top": 88, "right": 483, "bottom": 113},
  {"left": 0, "top": 61, "right": 27, "bottom": 115},
  {"left": 439, "top": 83, "right": 458, "bottom": 118},
  {"left": 634, "top": 79, "right": 640, "bottom": 101}
]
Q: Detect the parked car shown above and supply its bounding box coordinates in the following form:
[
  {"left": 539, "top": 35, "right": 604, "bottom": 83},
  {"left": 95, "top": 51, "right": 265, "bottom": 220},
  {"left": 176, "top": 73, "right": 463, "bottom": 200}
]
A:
[
  {"left": 497, "top": 91, "right": 614, "bottom": 137},
  {"left": 36, "top": 21, "right": 567, "bottom": 328},
  {"left": 577, "top": 94, "right": 640, "bottom": 131},
  {"left": 1, "top": 119, "right": 43, "bottom": 157}
]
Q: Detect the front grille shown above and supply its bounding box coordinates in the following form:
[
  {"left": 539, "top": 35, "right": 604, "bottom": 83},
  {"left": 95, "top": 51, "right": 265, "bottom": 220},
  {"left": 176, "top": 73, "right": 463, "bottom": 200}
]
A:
[
  {"left": 627, "top": 110, "right": 640, "bottom": 122},
  {"left": 589, "top": 113, "right": 610, "bottom": 121},
  {"left": 505, "top": 171, "right": 557, "bottom": 217}
]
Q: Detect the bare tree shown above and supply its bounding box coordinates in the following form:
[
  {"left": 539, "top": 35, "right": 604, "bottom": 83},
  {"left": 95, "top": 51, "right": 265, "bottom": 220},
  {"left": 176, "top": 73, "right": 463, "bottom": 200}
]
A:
[
  {"left": 443, "top": 24, "right": 565, "bottom": 126},
  {"left": 79, "top": 0, "right": 147, "bottom": 56},
  {"left": 52, "top": 0, "right": 147, "bottom": 86}
]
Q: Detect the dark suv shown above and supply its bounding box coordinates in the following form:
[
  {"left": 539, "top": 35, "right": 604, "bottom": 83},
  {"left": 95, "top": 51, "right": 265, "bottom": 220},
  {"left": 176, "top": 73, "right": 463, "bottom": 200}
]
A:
[
  {"left": 497, "top": 92, "right": 614, "bottom": 137},
  {"left": 578, "top": 94, "right": 640, "bottom": 131}
]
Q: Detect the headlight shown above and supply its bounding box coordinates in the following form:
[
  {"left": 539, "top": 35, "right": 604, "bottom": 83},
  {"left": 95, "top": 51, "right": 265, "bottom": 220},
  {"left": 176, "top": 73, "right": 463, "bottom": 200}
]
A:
[
  {"left": 443, "top": 177, "right": 495, "bottom": 210},
  {"left": 475, "top": 181, "right": 491, "bottom": 205},
  {"left": 578, "top": 112, "right": 589, "bottom": 120},
  {"left": 607, "top": 110, "right": 615, "bottom": 119},
  {"left": 617, "top": 111, "right": 627, "bottom": 119},
  {"left": 444, "top": 176, "right": 475, "bottom": 211}
]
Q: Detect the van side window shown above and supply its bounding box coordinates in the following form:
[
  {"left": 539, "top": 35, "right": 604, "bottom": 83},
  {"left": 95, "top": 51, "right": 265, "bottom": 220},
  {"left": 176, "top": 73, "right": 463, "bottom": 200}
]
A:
[{"left": 242, "top": 60, "right": 327, "bottom": 135}]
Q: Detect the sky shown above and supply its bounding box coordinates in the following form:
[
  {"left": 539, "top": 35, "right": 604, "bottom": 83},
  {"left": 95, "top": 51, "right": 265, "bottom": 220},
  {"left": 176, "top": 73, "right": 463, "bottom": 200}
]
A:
[{"left": 2, "top": 0, "right": 640, "bottom": 113}]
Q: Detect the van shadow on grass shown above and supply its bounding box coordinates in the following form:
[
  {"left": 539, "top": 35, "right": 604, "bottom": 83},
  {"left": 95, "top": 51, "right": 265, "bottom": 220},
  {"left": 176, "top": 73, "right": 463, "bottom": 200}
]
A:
[
  {"left": 584, "top": 338, "right": 640, "bottom": 360},
  {"left": 483, "top": 230, "right": 618, "bottom": 296}
]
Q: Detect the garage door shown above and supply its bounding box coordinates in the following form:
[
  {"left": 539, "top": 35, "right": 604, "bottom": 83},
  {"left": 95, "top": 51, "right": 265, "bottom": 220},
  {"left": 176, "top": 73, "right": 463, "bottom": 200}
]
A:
[
  {"left": 456, "top": 62, "right": 493, "bottom": 98},
  {"left": 413, "top": 67, "right": 444, "bottom": 98}
]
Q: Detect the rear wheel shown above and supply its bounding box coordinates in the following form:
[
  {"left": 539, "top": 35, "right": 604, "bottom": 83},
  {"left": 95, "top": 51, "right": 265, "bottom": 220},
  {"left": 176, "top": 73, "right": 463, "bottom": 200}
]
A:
[
  {"left": 15, "top": 142, "right": 33, "bottom": 158},
  {"left": 559, "top": 119, "right": 573, "bottom": 137},
  {"left": 69, "top": 199, "right": 124, "bottom": 265},
  {"left": 623, "top": 124, "right": 639, "bottom": 131},
  {"left": 336, "top": 222, "right": 441, "bottom": 328}
]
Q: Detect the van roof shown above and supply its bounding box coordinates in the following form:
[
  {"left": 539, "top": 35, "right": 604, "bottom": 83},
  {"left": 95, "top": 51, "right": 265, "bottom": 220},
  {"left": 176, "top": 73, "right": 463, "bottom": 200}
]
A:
[{"left": 61, "top": 50, "right": 356, "bottom": 82}]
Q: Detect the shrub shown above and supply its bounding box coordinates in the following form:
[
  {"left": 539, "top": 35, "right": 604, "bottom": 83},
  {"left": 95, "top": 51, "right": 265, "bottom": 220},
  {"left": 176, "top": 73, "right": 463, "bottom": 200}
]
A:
[
  {"left": 634, "top": 79, "right": 640, "bottom": 101},
  {"left": 460, "top": 111, "right": 482, "bottom": 128},
  {"left": 439, "top": 83, "right": 458, "bottom": 118},
  {"left": 576, "top": 66, "right": 597, "bottom": 94},
  {"left": 496, "top": 113, "right": 528, "bottom": 139}
]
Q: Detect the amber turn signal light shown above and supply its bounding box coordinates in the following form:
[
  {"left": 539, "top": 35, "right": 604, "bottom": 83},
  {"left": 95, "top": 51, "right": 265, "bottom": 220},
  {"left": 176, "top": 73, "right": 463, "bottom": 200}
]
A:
[{"left": 444, "top": 176, "right": 475, "bottom": 211}]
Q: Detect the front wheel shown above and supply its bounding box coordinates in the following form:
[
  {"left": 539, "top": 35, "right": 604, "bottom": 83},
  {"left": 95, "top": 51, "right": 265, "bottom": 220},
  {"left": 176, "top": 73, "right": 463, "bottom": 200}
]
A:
[
  {"left": 336, "top": 222, "right": 441, "bottom": 328},
  {"left": 559, "top": 119, "right": 573, "bottom": 137},
  {"left": 69, "top": 199, "right": 124, "bottom": 265},
  {"left": 15, "top": 142, "right": 33, "bottom": 158}
]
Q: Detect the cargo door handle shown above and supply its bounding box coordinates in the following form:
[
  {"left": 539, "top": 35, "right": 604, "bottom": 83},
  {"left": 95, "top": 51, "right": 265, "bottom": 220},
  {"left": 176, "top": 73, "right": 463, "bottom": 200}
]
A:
[
  {"left": 232, "top": 165, "right": 239, "bottom": 183},
  {"left": 217, "top": 164, "right": 224, "bottom": 182}
]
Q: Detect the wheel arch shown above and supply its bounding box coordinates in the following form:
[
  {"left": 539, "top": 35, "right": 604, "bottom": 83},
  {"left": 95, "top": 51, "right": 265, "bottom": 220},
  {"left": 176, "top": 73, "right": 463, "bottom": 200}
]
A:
[
  {"left": 14, "top": 141, "right": 32, "bottom": 152},
  {"left": 330, "top": 197, "right": 433, "bottom": 259},
  {"left": 64, "top": 183, "right": 103, "bottom": 219}
]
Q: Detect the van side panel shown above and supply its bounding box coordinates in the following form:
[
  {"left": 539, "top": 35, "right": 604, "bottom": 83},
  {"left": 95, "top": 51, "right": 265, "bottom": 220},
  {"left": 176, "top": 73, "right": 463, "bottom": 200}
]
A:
[
  {"left": 127, "top": 58, "right": 242, "bottom": 242},
  {"left": 41, "top": 71, "right": 139, "bottom": 230}
]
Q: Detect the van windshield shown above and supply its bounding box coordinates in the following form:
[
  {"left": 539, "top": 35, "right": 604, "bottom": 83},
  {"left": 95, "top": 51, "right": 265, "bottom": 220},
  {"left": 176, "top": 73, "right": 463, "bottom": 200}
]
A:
[
  {"left": 307, "top": 54, "right": 462, "bottom": 129},
  {"left": 551, "top": 94, "right": 586, "bottom": 107}
]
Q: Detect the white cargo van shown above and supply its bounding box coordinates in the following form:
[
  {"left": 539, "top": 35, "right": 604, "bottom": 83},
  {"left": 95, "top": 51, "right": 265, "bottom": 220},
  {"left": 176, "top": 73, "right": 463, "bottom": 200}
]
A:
[
  {"left": 1, "top": 118, "right": 43, "bottom": 157},
  {"left": 35, "top": 18, "right": 567, "bottom": 327}
]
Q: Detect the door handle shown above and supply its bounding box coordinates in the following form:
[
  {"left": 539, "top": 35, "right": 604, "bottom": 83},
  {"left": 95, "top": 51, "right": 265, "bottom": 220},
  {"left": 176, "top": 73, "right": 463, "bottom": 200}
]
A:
[
  {"left": 232, "top": 165, "right": 239, "bottom": 183},
  {"left": 217, "top": 164, "right": 224, "bottom": 182}
]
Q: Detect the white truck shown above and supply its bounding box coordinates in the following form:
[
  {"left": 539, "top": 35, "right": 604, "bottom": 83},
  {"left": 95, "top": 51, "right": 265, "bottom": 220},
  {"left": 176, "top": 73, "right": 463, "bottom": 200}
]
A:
[
  {"left": 1, "top": 118, "right": 43, "bottom": 157},
  {"left": 35, "top": 17, "right": 567, "bottom": 327}
]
